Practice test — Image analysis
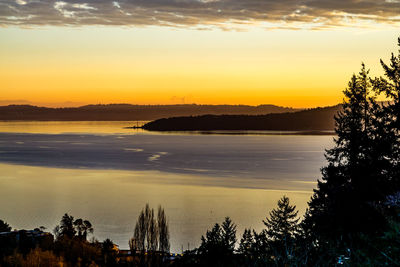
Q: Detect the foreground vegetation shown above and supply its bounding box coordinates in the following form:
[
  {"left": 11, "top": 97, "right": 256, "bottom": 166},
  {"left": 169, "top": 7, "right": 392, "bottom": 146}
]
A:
[{"left": 1, "top": 38, "right": 400, "bottom": 266}]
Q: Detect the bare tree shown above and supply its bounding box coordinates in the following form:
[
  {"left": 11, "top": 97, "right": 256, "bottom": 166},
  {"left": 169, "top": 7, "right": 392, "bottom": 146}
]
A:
[
  {"left": 129, "top": 236, "right": 139, "bottom": 254},
  {"left": 149, "top": 208, "right": 159, "bottom": 252},
  {"left": 157, "top": 206, "right": 170, "bottom": 254},
  {"left": 144, "top": 204, "right": 152, "bottom": 252},
  {"left": 134, "top": 210, "right": 146, "bottom": 253},
  {"left": 132, "top": 204, "right": 169, "bottom": 255}
]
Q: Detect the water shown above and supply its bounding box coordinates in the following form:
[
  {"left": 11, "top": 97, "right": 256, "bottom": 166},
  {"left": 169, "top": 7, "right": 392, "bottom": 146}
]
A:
[{"left": 0, "top": 121, "right": 334, "bottom": 252}]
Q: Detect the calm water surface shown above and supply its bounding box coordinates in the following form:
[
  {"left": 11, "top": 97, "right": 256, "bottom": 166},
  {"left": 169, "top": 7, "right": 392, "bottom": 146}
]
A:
[{"left": 0, "top": 121, "right": 334, "bottom": 252}]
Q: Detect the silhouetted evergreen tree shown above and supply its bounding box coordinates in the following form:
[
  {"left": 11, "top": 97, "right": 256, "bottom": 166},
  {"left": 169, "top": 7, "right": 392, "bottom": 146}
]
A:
[
  {"left": 238, "top": 229, "right": 254, "bottom": 257},
  {"left": 264, "top": 196, "right": 299, "bottom": 242},
  {"left": 372, "top": 37, "right": 400, "bottom": 193},
  {"left": 0, "top": 219, "right": 11, "bottom": 232},
  {"left": 237, "top": 228, "right": 270, "bottom": 266},
  {"left": 263, "top": 196, "right": 299, "bottom": 266},
  {"left": 198, "top": 217, "right": 237, "bottom": 266},
  {"left": 251, "top": 230, "right": 269, "bottom": 264},
  {"left": 221, "top": 217, "right": 237, "bottom": 253},
  {"left": 347, "top": 37, "right": 400, "bottom": 266},
  {"left": 304, "top": 64, "right": 395, "bottom": 264}
]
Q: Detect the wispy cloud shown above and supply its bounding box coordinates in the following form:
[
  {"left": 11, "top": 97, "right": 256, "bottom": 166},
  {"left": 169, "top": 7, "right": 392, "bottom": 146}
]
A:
[{"left": 0, "top": 0, "right": 399, "bottom": 29}]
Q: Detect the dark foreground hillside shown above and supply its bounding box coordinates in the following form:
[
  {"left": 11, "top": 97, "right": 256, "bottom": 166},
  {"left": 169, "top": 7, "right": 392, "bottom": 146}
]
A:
[
  {"left": 0, "top": 104, "right": 297, "bottom": 121},
  {"left": 142, "top": 105, "right": 341, "bottom": 131}
]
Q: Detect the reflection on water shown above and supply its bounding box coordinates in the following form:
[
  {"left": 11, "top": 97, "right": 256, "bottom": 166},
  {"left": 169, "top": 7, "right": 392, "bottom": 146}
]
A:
[
  {"left": 0, "top": 132, "right": 332, "bottom": 181},
  {"left": 0, "top": 164, "right": 313, "bottom": 252},
  {"left": 0, "top": 121, "right": 334, "bottom": 252},
  {"left": 0, "top": 121, "right": 148, "bottom": 134}
]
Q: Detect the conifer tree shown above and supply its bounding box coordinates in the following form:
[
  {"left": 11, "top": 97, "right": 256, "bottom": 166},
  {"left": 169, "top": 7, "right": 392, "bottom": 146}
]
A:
[
  {"left": 263, "top": 196, "right": 299, "bottom": 266},
  {"left": 198, "top": 217, "right": 237, "bottom": 266},
  {"left": 199, "top": 217, "right": 237, "bottom": 256},
  {"left": 264, "top": 196, "right": 299, "bottom": 241},
  {"left": 0, "top": 219, "right": 11, "bottom": 232},
  {"left": 305, "top": 64, "right": 391, "bottom": 263},
  {"left": 221, "top": 217, "right": 237, "bottom": 252},
  {"left": 238, "top": 228, "right": 254, "bottom": 257},
  {"left": 372, "top": 37, "right": 400, "bottom": 193}
]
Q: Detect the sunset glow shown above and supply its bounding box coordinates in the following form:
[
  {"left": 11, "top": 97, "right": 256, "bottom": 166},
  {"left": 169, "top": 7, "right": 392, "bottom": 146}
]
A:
[{"left": 1, "top": 1, "right": 399, "bottom": 107}]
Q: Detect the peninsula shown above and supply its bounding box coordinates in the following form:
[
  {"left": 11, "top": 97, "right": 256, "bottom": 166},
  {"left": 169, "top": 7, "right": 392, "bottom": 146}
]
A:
[{"left": 141, "top": 105, "right": 341, "bottom": 132}]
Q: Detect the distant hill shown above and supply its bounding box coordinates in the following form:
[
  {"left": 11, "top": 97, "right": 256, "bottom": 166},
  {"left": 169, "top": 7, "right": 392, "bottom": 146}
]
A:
[
  {"left": 142, "top": 105, "right": 341, "bottom": 131},
  {"left": 0, "top": 104, "right": 298, "bottom": 121}
]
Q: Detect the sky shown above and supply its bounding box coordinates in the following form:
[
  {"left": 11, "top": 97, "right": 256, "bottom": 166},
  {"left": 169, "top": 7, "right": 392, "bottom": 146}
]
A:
[{"left": 0, "top": 0, "right": 399, "bottom": 108}]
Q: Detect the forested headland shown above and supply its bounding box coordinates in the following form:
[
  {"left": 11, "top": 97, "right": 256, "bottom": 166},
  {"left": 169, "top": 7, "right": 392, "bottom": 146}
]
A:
[{"left": 141, "top": 105, "right": 340, "bottom": 132}]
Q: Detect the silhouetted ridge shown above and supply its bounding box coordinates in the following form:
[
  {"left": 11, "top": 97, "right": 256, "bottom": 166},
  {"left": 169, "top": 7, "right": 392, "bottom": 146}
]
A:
[
  {"left": 142, "top": 105, "right": 341, "bottom": 131},
  {"left": 0, "top": 104, "right": 298, "bottom": 121}
]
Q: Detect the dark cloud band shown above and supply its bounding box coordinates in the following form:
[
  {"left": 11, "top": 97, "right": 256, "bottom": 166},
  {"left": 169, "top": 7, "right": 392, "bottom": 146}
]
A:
[{"left": 0, "top": 0, "right": 399, "bottom": 29}]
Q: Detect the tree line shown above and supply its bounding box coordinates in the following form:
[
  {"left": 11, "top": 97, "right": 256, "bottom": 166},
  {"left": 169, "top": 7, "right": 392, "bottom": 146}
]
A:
[{"left": 141, "top": 106, "right": 340, "bottom": 132}]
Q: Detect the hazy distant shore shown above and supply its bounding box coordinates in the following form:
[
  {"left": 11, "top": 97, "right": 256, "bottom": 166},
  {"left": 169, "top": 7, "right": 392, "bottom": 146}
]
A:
[
  {"left": 0, "top": 104, "right": 298, "bottom": 121},
  {"left": 0, "top": 103, "right": 341, "bottom": 133}
]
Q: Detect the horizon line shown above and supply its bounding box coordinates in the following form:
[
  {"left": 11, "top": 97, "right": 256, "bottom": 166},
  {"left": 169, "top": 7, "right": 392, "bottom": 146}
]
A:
[{"left": 0, "top": 102, "right": 344, "bottom": 110}]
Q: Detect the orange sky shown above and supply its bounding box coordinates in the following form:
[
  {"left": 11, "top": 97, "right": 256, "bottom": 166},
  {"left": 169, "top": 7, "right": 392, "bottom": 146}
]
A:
[{"left": 0, "top": 26, "right": 398, "bottom": 108}]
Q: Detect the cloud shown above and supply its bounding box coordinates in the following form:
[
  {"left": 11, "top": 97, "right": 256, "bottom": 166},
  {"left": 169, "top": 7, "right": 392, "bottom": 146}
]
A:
[{"left": 0, "top": 0, "right": 399, "bottom": 29}]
